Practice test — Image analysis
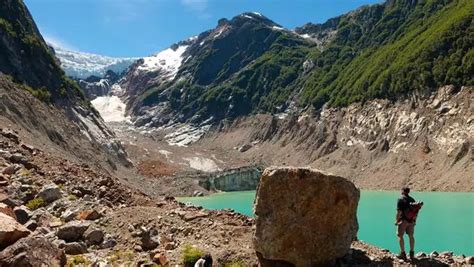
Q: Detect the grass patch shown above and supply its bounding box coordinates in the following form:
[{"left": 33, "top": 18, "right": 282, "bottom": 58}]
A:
[
  {"left": 67, "top": 255, "right": 90, "bottom": 266},
  {"left": 225, "top": 261, "right": 247, "bottom": 267},
  {"left": 25, "top": 197, "right": 44, "bottom": 210},
  {"left": 182, "top": 244, "right": 204, "bottom": 266},
  {"left": 108, "top": 250, "right": 136, "bottom": 266}
]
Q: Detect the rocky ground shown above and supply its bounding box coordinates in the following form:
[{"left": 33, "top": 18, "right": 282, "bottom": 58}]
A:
[{"left": 1, "top": 128, "right": 472, "bottom": 266}]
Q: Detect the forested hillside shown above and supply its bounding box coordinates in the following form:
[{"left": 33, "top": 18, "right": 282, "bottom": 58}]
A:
[{"left": 121, "top": 0, "right": 473, "bottom": 124}]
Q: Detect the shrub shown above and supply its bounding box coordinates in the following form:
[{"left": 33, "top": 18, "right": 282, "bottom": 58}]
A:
[
  {"left": 182, "top": 244, "right": 204, "bottom": 266},
  {"left": 67, "top": 255, "right": 89, "bottom": 266},
  {"left": 26, "top": 197, "right": 44, "bottom": 210},
  {"left": 225, "top": 261, "right": 247, "bottom": 267}
]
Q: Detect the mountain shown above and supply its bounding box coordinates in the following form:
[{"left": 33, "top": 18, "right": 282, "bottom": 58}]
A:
[
  {"left": 52, "top": 45, "right": 137, "bottom": 79},
  {"left": 116, "top": 1, "right": 472, "bottom": 127},
  {"left": 0, "top": 0, "right": 129, "bottom": 167},
  {"left": 119, "top": 12, "right": 312, "bottom": 126},
  {"left": 0, "top": 0, "right": 84, "bottom": 104}
]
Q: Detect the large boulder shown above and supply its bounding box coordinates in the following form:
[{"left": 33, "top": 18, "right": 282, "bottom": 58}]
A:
[
  {"left": 56, "top": 220, "right": 90, "bottom": 242},
  {"left": 37, "top": 184, "right": 62, "bottom": 203},
  {"left": 0, "top": 212, "right": 30, "bottom": 249},
  {"left": 0, "top": 236, "right": 66, "bottom": 266},
  {"left": 253, "top": 167, "right": 360, "bottom": 267}
]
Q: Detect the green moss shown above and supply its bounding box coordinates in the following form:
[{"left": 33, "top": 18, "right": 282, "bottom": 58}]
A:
[
  {"left": 0, "top": 18, "right": 16, "bottom": 37},
  {"left": 26, "top": 197, "right": 44, "bottom": 210},
  {"left": 23, "top": 85, "right": 52, "bottom": 103},
  {"left": 182, "top": 244, "right": 204, "bottom": 265}
]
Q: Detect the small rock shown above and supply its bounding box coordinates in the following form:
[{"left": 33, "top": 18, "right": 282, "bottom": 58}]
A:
[
  {"left": 430, "top": 251, "right": 439, "bottom": 258},
  {"left": 24, "top": 220, "right": 38, "bottom": 231},
  {"left": 164, "top": 242, "right": 175, "bottom": 250},
  {"left": 141, "top": 233, "right": 160, "bottom": 251},
  {"left": 2, "top": 165, "right": 15, "bottom": 175},
  {"left": 192, "top": 191, "right": 204, "bottom": 197},
  {"left": 153, "top": 253, "right": 169, "bottom": 266},
  {"left": 101, "top": 236, "right": 117, "bottom": 249},
  {"left": 84, "top": 228, "right": 104, "bottom": 246},
  {"left": 416, "top": 252, "right": 427, "bottom": 258},
  {"left": 0, "top": 203, "right": 16, "bottom": 219},
  {"left": 61, "top": 208, "right": 80, "bottom": 222},
  {"left": 77, "top": 209, "right": 101, "bottom": 221},
  {"left": 9, "top": 153, "right": 27, "bottom": 164},
  {"left": 37, "top": 184, "right": 62, "bottom": 203},
  {"left": 465, "top": 256, "right": 474, "bottom": 265},
  {"left": 1, "top": 196, "right": 22, "bottom": 207},
  {"left": 238, "top": 144, "right": 252, "bottom": 152},
  {"left": 20, "top": 144, "right": 35, "bottom": 153},
  {"left": 64, "top": 241, "right": 87, "bottom": 255},
  {"left": 0, "top": 212, "right": 30, "bottom": 249},
  {"left": 0, "top": 130, "right": 19, "bottom": 143},
  {"left": 13, "top": 206, "right": 31, "bottom": 224},
  {"left": 56, "top": 220, "right": 90, "bottom": 242},
  {"left": 440, "top": 251, "right": 453, "bottom": 258},
  {"left": 0, "top": 150, "right": 12, "bottom": 160}
]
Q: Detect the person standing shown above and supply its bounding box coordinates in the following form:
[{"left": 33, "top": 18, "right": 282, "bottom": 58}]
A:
[{"left": 395, "top": 187, "right": 417, "bottom": 261}]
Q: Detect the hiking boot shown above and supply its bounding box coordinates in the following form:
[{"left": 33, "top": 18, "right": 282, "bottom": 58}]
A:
[
  {"left": 409, "top": 250, "right": 415, "bottom": 260},
  {"left": 397, "top": 251, "right": 407, "bottom": 261}
]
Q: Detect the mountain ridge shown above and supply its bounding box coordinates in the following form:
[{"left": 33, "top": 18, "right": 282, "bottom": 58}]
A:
[{"left": 107, "top": 0, "right": 472, "bottom": 127}]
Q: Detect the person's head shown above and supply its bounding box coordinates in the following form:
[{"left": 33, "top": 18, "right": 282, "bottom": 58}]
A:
[
  {"left": 203, "top": 253, "right": 212, "bottom": 261},
  {"left": 401, "top": 186, "right": 410, "bottom": 195}
]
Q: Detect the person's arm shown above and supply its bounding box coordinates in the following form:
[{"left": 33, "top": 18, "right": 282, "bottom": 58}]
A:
[
  {"left": 395, "top": 210, "right": 402, "bottom": 225},
  {"left": 395, "top": 198, "right": 403, "bottom": 225}
]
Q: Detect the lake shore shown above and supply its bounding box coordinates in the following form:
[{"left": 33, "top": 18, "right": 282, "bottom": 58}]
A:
[{"left": 179, "top": 190, "right": 474, "bottom": 256}]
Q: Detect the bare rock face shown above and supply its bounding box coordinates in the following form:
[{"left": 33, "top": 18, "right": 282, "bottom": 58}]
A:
[
  {"left": 0, "top": 236, "right": 66, "bottom": 267},
  {"left": 0, "top": 212, "right": 30, "bottom": 249},
  {"left": 253, "top": 167, "right": 360, "bottom": 267}
]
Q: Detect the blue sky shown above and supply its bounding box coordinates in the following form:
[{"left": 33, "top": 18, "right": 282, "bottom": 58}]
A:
[{"left": 24, "top": 0, "right": 381, "bottom": 57}]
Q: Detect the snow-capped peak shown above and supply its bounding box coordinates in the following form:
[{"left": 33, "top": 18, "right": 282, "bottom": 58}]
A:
[
  {"left": 51, "top": 44, "right": 138, "bottom": 79},
  {"left": 136, "top": 45, "right": 188, "bottom": 81}
]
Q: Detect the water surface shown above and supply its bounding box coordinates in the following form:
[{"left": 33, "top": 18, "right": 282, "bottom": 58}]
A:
[{"left": 179, "top": 190, "right": 474, "bottom": 255}]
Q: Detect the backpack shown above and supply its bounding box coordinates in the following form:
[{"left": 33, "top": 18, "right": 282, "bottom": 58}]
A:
[{"left": 404, "top": 202, "right": 423, "bottom": 222}]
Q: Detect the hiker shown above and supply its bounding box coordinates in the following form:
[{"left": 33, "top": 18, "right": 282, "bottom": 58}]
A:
[
  {"left": 395, "top": 186, "right": 423, "bottom": 261},
  {"left": 194, "top": 253, "right": 213, "bottom": 267}
]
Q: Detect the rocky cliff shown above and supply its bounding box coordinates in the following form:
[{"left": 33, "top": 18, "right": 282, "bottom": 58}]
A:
[{"left": 200, "top": 86, "right": 473, "bottom": 191}]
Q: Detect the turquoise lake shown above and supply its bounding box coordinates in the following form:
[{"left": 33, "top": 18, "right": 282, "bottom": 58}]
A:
[{"left": 179, "top": 190, "right": 474, "bottom": 255}]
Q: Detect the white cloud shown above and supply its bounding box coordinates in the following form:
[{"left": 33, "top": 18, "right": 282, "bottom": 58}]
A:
[
  {"left": 42, "top": 33, "right": 78, "bottom": 51},
  {"left": 181, "top": 0, "right": 211, "bottom": 19}
]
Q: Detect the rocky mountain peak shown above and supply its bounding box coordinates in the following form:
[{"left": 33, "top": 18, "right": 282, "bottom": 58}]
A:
[{"left": 231, "top": 12, "right": 277, "bottom": 27}]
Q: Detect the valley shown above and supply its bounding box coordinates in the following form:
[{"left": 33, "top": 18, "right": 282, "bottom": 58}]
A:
[{"left": 0, "top": 0, "right": 473, "bottom": 266}]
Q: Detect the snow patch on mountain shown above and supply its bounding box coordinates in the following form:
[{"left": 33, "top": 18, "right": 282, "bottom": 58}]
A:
[
  {"left": 136, "top": 45, "right": 188, "bottom": 80},
  {"left": 52, "top": 45, "right": 137, "bottom": 79},
  {"left": 91, "top": 95, "right": 129, "bottom": 122}
]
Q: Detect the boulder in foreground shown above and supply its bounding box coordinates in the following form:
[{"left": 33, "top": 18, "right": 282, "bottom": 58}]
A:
[
  {"left": 253, "top": 167, "right": 360, "bottom": 267},
  {"left": 0, "top": 212, "right": 30, "bottom": 249},
  {"left": 0, "top": 236, "right": 66, "bottom": 267}
]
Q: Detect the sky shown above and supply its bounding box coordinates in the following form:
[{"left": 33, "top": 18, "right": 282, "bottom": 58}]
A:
[{"left": 24, "top": 0, "right": 381, "bottom": 58}]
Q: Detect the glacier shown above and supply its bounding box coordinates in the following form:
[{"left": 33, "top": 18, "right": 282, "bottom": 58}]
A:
[{"left": 51, "top": 44, "right": 138, "bottom": 79}]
